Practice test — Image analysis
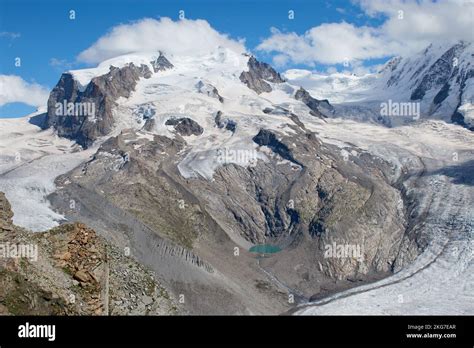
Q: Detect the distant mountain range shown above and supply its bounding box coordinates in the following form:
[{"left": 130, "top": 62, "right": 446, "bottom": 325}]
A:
[{"left": 285, "top": 41, "right": 474, "bottom": 129}]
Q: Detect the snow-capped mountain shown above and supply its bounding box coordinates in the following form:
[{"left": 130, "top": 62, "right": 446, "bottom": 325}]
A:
[
  {"left": 285, "top": 41, "right": 474, "bottom": 129},
  {"left": 42, "top": 47, "right": 333, "bottom": 179},
  {"left": 43, "top": 41, "right": 474, "bottom": 154}
]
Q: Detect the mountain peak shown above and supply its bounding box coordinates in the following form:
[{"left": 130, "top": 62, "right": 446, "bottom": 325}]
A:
[
  {"left": 239, "top": 56, "right": 285, "bottom": 94},
  {"left": 151, "top": 52, "right": 174, "bottom": 72}
]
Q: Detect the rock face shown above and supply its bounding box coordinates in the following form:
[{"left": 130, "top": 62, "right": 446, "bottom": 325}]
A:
[
  {"left": 253, "top": 129, "right": 300, "bottom": 165},
  {"left": 45, "top": 62, "right": 157, "bottom": 148},
  {"left": 165, "top": 117, "right": 203, "bottom": 136},
  {"left": 240, "top": 56, "right": 285, "bottom": 94},
  {"left": 410, "top": 42, "right": 466, "bottom": 101},
  {"left": 294, "top": 87, "right": 334, "bottom": 117},
  {"left": 408, "top": 42, "right": 474, "bottom": 129}
]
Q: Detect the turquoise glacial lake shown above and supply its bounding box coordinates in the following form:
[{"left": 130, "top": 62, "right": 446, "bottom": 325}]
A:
[{"left": 249, "top": 244, "right": 282, "bottom": 254}]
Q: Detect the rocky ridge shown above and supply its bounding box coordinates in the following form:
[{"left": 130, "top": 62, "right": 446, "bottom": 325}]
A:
[
  {"left": 0, "top": 192, "right": 179, "bottom": 315},
  {"left": 239, "top": 56, "right": 285, "bottom": 93},
  {"left": 45, "top": 54, "right": 175, "bottom": 148}
]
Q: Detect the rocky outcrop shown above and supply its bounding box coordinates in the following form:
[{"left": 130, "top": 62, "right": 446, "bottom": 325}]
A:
[
  {"left": 0, "top": 192, "right": 13, "bottom": 231},
  {"left": 196, "top": 81, "right": 224, "bottom": 102},
  {"left": 294, "top": 87, "right": 334, "bottom": 117},
  {"left": 240, "top": 56, "right": 285, "bottom": 94},
  {"left": 45, "top": 63, "right": 154, "bottom": 148},
  {"left": 214, "top": 111, "right": 236, "bottom": 132},
  {"left": 143, "top": 117, "right": 157, "bottom": 132},
  {"left": 0, "top": 193, "right": 179, "bottom": 315},
  {"left": 165, "top": 117, "right": 203, "bottom": 136},
  {"left": 253, "top": 129, "right": 300, "bottom": 165},
  {"left": 150, "top": 52, "right": 174, "bottom": 72}
]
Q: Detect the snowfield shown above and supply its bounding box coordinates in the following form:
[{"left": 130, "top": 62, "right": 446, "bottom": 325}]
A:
[
  {"left": 75, "top": 49, "right": 319, "bottom": 179},
  {"left": 0, "top": 113, "right": 96, "bottom": 231}
]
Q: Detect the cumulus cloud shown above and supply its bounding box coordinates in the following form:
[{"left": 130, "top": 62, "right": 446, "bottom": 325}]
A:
[
  {"left": 258, "top": 23, "right": 400, "bottom": 66},
  {"left": 0, "top": 75, "right": 49, "bottom": 108},
  {"left": 360, "top": 0, "right": 474, "bottom": 52},
  {"left": 78, "top": 17, "right": 246, "bottom": 64},
  {"left": 257, "top": 0, "right": 474, "bottom": 67}
]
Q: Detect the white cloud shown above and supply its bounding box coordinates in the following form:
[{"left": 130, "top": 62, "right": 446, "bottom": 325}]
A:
[
  {"left": 258, "top": 23, "right": 399, "bottom": 66},
  {"left": 49, "top": 58, "right": 74, "bottom": 71},
  {"left": 257, "top": 0, "right": 474, "bottom": 67},
  {"left": 78, "top": 17, "right": 246, "bottom": 64},
  {"left": 0, "top": 31, "right": 20, "bottom": 39},
  {"left": 49, "top": 58, "right": 72, "bottom": 68},
  {"left": 359, "top": 0, "right": 474, "bottom": 53},
  {"left": 0, "top": 75, "right": 49, "bottom": 108}
]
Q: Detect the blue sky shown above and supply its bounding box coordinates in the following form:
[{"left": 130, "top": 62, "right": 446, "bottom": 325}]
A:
[{"left": 0, "top": 0, "right": 471, "bottom": 117}]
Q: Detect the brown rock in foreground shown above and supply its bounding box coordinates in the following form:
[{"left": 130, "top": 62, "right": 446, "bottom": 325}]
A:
[{"left": 0, "top": 192, "right": 179, "bottom": 316}]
